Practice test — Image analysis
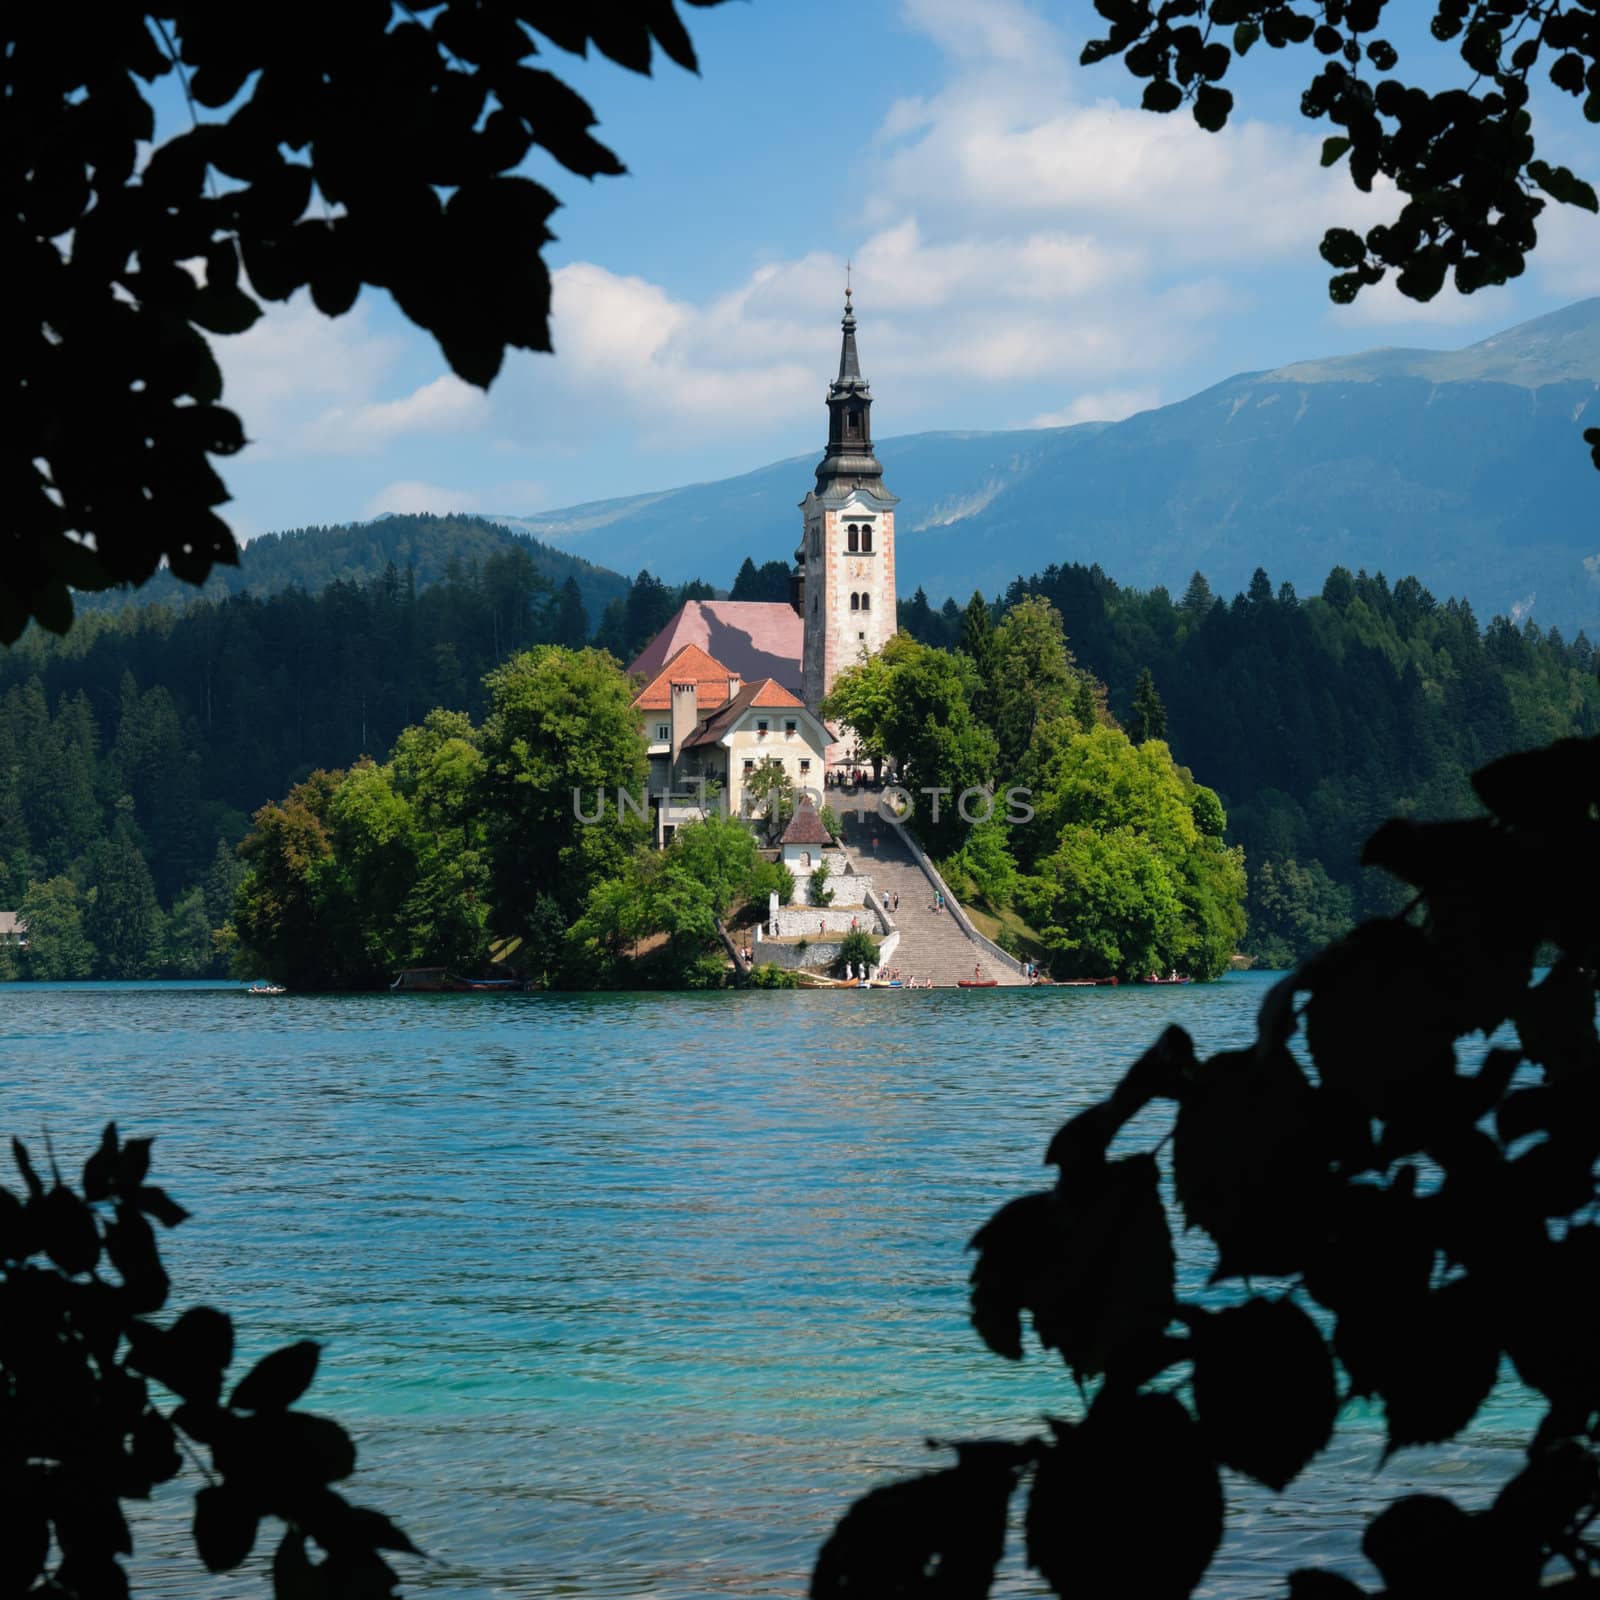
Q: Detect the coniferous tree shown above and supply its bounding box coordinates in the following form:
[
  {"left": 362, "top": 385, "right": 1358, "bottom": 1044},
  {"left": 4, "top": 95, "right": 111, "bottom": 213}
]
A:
[
  {"left": 1247, "top": 567, "right": 1273, "bottom": 605},
  {"left": 730, "top": 557, "right": 760, "bottom": 600},
  {"left": 1128, "top": 667, "right": 1169, "bottom": 745},
  {"left": 85, "top": 830, "right": 164, "bottom": 979},
  {"left": 961, "top": 591, "right": 997, "bottom": 724},
  {"left": 552, "top": 577, "right": 590, "bottom": 647},
  {"left": 1180, "top": 571, "right": 1214, "bottom": 620}
]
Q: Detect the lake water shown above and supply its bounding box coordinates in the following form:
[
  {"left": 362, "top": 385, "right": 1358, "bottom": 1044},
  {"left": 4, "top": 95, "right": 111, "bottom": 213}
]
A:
[{"left": 0, "top": 977, "right": 1532, "bottom": 1597}]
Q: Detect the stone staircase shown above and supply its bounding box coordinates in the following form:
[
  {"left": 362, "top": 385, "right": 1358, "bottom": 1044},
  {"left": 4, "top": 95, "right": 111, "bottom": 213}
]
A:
[{"left": 836, "top": 809, "right": 1028, "bottom": 986}]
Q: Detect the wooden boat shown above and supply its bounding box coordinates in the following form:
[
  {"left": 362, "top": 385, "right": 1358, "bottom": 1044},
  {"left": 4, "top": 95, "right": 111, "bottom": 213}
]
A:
[
  {"left": 1057, "top": 977, "right": 1119, "bottom": 987},
  {"left": 1142, "top": 975, "right": 1191, "bottom": 985},
  {"left": 449, "top": 975, "right": 520, "bottom": 991},
  {"left": 246, "top": 981, "right": 286, "bottom": 996},
  {"left": 957, "top": 979, "right": 999, "bottom": 988}
]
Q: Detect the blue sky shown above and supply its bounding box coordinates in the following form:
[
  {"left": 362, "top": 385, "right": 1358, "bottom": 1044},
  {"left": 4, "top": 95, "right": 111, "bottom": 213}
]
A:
[{"left": 199, "top": 0, "right": 1600, "bottom": 539}]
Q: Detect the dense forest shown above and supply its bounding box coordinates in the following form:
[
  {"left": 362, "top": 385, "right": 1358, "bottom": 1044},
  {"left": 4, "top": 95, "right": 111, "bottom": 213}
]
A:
[
  {"left": 2, "top": 525, "right": 1595, "bottom": 979},
  {"left": 903, "top": 565, "right": 1599, "bottom": 964},
  {"left": 0, "top": 548, "right": 713, "bottom": 981}
]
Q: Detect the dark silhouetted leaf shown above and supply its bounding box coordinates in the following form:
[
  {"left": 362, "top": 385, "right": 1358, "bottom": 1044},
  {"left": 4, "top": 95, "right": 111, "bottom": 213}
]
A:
[
  {"left": 13, "top": 1137, "right": 44, "bottom": 1201},
  {"left": 83, "top": 1123, "right": 119, "bottom": 1201},
  {"left": 194, "top": 1483, "right": 260, "bottom": 1572},
  {"left": 231, "top": 1340, "right": 321, "bottom": 1412},
  {"left": 1192, "top": 1297, "right": 1337, "bottom": 1489},
  {"left": 1027, "top": 1392, "right": 1220, "bottom": 1598},
  {"left": 811, "top": 1445, "right": 1022, "bottom": 1596},
  {"left": 1173, "top": 1046, "right": 1330, "bottom": 1277},
  {"left": 135, "top": 1186, "right": 192, "bottom": 1228},
  {"left": 971, "top": 1156, "right": 1172, "bottom": 1379},
  {"left": 40, "top": 1185, "right": 101, "bottom": 1275}
]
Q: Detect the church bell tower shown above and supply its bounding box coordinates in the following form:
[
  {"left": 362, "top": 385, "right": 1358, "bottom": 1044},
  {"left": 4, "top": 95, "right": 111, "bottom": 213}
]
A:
[{"left": 795, "top": 286, "right": 898, "bottom": 716}]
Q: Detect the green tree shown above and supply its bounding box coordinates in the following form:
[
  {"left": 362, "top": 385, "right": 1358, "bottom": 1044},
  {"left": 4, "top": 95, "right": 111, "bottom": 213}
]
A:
[
  {"left": 162, "top": 883, "right": 218, "bottom": 977},
  {"left": 1016, "top": 726, "right": 1242, "bottom": 980},
  {"left": 1247, "top": 856, "right": 1356, "bottom": 968},
  {"left": 1179, "top": 570, "right": 1214, "bottom": 620},
  {"left": 865, "top": 637, "right": 999, "bottom": 855},
  {"left": 233, "top": 771, "right": 343, "bottom": 988},
  {"left": 552, "top": 577, "right": 590, "bottom": 647},
  {"left": 989, "top": 596, "right": 1080, "bottom": 772},
  {"left": 960, "top": 591, "right": 997, "bottom": 722},
  {"left": 742, "top": 761, "right": 795, "bottom": 838},
  {"left": 9, "top": 3, "right": 730, "bottom": 642},
  {"left": 203, "top": 838, "right": 246, "bottom": 932},
  {"left": 85, "top": 832, "right": 164, "bottom": 979},
  {"left": 478, "top": 646, "right": 649, "bottom": 942},
  {"left": 1127, "top": 667, "right": 1168, "bottom": 744},
  {"left": 819, "top": 651, "right": 896, "bottom": 772},
  {"left": 730, "top": 558, "right": 794, "bottom": 602},
  {"left": 17, "top": 876, "right": 96, "bottom": 980},
  {"left": 670, "top": 814, "right": 760, "bottom": 921}
]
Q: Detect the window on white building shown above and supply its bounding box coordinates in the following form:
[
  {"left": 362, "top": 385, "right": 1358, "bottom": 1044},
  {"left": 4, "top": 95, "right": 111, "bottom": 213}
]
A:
[
  {"left": 861, "top": 525, "right": 873, "bottom": 553},
  {"left": 656, "top": 724, "right": 670, "bottom": 741}
]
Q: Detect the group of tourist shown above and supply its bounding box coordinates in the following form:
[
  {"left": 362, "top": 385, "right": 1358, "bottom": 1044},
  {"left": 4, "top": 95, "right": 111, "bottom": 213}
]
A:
[
  {"left": 841, "top": 961, "right": 932, "bottom": 988},
  {"left": 824, "top": 764, "right": 896, "bottom": 790}
]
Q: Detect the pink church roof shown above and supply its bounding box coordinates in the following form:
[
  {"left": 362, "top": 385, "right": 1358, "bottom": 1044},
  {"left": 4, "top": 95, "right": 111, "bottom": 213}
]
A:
[{"left": 628, "top": 601, "right": 803, "bottom": 693}]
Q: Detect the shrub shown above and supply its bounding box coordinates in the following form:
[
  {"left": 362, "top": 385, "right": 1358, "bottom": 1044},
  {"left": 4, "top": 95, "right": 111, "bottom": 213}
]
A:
[
  {"left": 747, "top": 963, "right": 798, "bottom": 989},
  {"left": 748, "top": 859, "right": 796, "bottom": 907},
  {"left": 0, "top": 1125, "right": 416, "bottom": 1596},
  {"left": 836, "top": 929, "right": 878, "bottom": 974},
  {"left": 809, "top": 861, "right": 835, "bottom": 907}
]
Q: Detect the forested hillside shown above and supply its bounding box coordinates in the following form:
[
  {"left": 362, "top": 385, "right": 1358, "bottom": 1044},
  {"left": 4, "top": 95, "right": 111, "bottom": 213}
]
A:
[
  {"left": 904, "top": 564, "right": 1599, "bottom": 963},
  {"left": 0, "top": 548, "right": 705, "bottom": 980},
  {"left": 74, "top": 513, "right": 633, "bottom": 636},
  {"left": 4, "top": 537, "right": 1595, "bottom": 980}
]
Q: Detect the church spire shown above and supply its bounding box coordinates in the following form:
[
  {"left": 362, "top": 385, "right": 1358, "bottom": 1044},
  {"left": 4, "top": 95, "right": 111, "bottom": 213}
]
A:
[
  {"left": 815, "top": 282, "right": 890, "bottom": 497},
  {"left": 838, "top": 282, "right": 861, "bottom": 381}
]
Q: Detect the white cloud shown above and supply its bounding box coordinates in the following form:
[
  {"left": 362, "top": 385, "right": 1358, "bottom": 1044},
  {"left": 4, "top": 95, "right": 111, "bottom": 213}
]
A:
[
  {"left": 311, "top": 374, "right": 489, "bottom": 454},
  {"left": 1328, "top": 274, "right": 1514, "bottom": 330},
  {"left": 1029, "top": 387, "right": 1162, "bottom": 427},
  {"left": 1531, "top": 204, "right": 1600, "bottom": 298},
  {"left": 216, "top": 293, "right": 403, "bottom": 457}
]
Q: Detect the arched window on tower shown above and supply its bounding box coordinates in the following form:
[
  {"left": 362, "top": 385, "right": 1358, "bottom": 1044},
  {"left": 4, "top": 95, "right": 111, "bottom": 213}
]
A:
[
  {"left": 847, "top": 524, "right": 859, "bottom": 553},
  {"left": 850, "top": 592, "right": 860, "bottom": 611},
  {"left": 861, "top": 593, "right": 871, "bottom": 612},
  {"left": 861, "top": 524, "right": 873, "bottom": 553}
]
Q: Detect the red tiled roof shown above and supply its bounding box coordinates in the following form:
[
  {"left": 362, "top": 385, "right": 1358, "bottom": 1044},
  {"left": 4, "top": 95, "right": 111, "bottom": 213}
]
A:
[
  {"left": 683, "top": 679, "right": 822, "bottom": 747},
  {"left": 631, "top": 643, "right": 740, "bottom": 712},
  {"left": 750, "top": 680, "right": 804, "bottom": 708},
  {"left": 629, "top": 601, "right": 802, "bottom": 692},
  {"left": 781, "top": 795, "right": 831, "bottom": 846}
]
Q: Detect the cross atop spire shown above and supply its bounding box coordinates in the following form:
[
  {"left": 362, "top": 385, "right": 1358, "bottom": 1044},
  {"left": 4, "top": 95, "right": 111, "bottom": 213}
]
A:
[{"left": 815, "top": 285, "right": 890, "bottom": 497}]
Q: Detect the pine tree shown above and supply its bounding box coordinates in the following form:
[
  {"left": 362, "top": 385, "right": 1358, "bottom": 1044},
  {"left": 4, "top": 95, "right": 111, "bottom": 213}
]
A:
[
  {"left": 1128, "top": 667, "right": 1169, "bottom": 744},
  {"left": 1248, "top": 567, "right": 1273, "bottom": 605},
  {"left": 204, "top": 838, "right": 246, "bottom": 930},
  {"left": 85, "top": 832, "right": 163, "bottom": 979},
  {"left": 553, "top": 577, "right": 589, "bottom": 647},
  {"left": 730, "top": 557, "right": 761, "bottom": 600},
  {"left": 1180, "top": 571, "right": 1214, "bottom": 620}
]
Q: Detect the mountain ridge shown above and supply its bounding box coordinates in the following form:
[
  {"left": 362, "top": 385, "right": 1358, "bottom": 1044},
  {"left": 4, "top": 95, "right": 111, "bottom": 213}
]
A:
[{"left": 492, "top": 297, "right": 1600, "bottom": 634}]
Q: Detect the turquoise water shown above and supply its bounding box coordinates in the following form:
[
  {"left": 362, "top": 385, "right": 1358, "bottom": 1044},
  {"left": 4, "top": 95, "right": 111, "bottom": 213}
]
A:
[{"left": 0, "top": 977, "right": 1530, "bottom": 1597}]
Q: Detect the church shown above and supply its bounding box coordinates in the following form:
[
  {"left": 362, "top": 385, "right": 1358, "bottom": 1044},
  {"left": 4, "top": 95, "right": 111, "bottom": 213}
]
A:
[{"left": 628, "top": 286, "right": 898, "bottom": 796}]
